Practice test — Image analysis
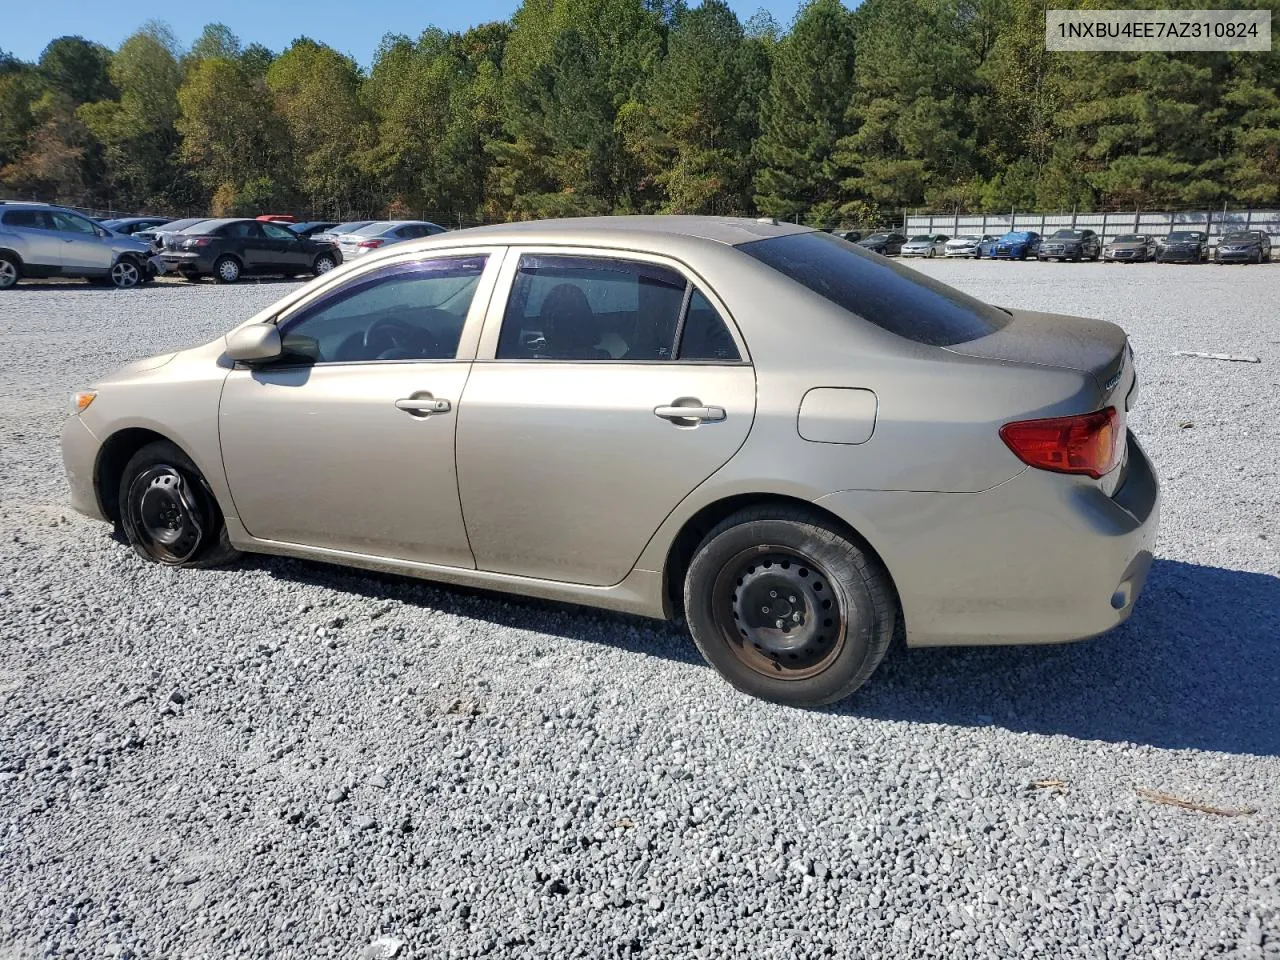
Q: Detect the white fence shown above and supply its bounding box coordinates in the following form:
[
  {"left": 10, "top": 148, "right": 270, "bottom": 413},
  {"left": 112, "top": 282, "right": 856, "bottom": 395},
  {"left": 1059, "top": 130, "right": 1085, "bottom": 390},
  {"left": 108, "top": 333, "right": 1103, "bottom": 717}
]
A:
[{"left": 904, "top": 209, "right": 1280, "bottom": 242}]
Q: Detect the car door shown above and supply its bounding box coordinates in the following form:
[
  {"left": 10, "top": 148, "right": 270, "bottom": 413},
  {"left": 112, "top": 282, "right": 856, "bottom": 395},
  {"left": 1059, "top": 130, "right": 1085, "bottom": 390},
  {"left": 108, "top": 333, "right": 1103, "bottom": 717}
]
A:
[
  {"left": 260, "top": 221, "right": 311, "bottom": 269},
  {"left": 2, "top": 210, "right": 62, "bottom": 271},
  {"left": 218, "top": 250, "right": 503, "bottom": 566},
  {"left": 455, "top": 249, "right": 756, "bottom": 587},
  {"left": 50, "top": 210, "right": 113, "bottom": 273}
]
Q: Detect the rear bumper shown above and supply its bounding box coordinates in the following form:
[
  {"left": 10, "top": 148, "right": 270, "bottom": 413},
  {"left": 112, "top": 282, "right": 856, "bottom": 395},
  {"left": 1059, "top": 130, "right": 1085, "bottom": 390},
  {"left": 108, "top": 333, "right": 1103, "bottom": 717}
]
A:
[
  {"left": 159, "top": 252, "right": 217, "bottom": 274},
  {"left": 61, "top": 416, "right": 107, "bottom": 522},
  {"left": 816, "top": 433, "right": 1160, "bottom": 647}
]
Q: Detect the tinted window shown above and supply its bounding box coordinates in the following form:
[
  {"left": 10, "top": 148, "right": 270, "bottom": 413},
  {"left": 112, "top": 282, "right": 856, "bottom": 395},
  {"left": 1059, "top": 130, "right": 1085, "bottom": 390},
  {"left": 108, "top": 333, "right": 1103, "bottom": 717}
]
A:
[
  {"left": 261, "top": 223, "right": 295, "bottom": 240},
  {"left": 1113, "top": 235, "right": 1145, "bottom": 243},
  {"left": 679, "top": 289, "right": 740, "bottom": 361},
  {"left": 279, "top": 256, "right": 487, "bottom": 364},
  {"left": 51, "top": 211, "right": 98, "bottom": 234},
  {"left": 497, "top": 256, "right": 687, "bottom": 361},
  {"left": 1051, "top": 230, "right": 1085, "bottom": 239},
  {"left": 2, "top": 210, "right": 54, "bottom": 228},
  {"left": 1167, "top": 232, "right": 1204, "bottom": 241},
  {"left": 1222, "top": 233, "right": 1256, "bottom": 242},
  {"left": 219, "top": 222, "right": 260, "bottom": 239},
  {"left": 738, "top": 231, "right": 1011, "bottom": 347}
]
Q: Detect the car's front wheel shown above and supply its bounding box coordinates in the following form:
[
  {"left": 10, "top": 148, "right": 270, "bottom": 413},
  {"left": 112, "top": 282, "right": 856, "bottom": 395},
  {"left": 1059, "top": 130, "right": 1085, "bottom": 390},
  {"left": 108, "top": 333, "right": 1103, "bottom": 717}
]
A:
[
  {"left": 313, "top": 252, "right": 337, "bottom": 276},
  {"left": 109, "top": 258, "right": 143, "bottom": 289},
  {"left": 119, "top": 441, "right": 240, "bottom": 568},
  {"left": 683, "top": 506, "right": 896, "bottom": 707}
]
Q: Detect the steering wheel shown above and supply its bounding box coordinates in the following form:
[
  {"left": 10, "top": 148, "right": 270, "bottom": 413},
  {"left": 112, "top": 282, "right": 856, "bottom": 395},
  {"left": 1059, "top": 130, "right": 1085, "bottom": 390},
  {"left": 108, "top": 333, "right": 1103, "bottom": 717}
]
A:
[{"left": 363, "top": 316, "right": 439, "bottom": 360}]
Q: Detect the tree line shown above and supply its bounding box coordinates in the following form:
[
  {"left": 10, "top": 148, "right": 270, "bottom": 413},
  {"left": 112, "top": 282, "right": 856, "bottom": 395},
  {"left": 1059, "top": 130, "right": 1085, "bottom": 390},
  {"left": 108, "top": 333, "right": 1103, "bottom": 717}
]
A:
[{"left": 1, "top": 0, "right": 1277, "bottom": 226}]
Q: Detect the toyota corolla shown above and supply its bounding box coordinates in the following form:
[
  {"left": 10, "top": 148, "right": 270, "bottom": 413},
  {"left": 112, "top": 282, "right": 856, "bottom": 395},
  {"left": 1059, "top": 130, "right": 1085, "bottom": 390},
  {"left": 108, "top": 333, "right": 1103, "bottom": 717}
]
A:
[{"left": 61, "top": 217, "right": 1159, "bottom": 707}]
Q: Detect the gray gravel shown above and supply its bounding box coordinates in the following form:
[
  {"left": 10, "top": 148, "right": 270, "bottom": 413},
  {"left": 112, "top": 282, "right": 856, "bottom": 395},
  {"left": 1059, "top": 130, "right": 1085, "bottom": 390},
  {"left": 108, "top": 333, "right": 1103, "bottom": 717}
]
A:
[{"left": 1, "top": 265, "right": 1277, "bottom": 959}]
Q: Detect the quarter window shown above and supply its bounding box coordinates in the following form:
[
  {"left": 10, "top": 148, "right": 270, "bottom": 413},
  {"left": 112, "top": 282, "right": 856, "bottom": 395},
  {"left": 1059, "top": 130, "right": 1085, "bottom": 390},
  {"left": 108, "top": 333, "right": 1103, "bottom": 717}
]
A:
[
  {"left": 277, "top": 256, "right": 488, "bottom": 363},
  {"left": 679, "top": 289, "right": 740, "bottom": 361},
  {"left": 497, "top": 255, "right": 689, "bottom": 361}
]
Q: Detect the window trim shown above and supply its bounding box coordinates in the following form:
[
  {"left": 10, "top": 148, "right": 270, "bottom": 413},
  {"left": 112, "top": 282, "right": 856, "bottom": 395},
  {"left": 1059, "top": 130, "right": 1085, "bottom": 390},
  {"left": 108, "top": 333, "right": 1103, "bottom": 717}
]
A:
[
  {"left": 475, "top": 244, "right": 750, "bottom": 365},
  {"left": 259, "top": 250, "right": 505, "bottom": 368}
]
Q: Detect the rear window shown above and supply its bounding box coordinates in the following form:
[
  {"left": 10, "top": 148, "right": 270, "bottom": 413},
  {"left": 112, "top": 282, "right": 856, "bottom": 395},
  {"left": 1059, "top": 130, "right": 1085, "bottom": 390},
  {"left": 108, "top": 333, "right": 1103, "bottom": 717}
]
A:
[{"left": 738, "top": 232, "right": 1011, "bottom": 347}]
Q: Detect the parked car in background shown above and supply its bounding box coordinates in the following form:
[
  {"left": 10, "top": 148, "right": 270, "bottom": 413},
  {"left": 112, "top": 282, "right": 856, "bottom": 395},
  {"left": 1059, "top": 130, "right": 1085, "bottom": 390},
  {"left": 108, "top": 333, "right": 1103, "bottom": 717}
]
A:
[
  {"left": 827, "top": 229, "right": 862, "bottom": 242},
  {"left": 991, "top": 231, "right": 1042, "bottom": 260},
  {"left": 313, "top": 221, "right": 375, "bottom": 250},
  {"left": 102, "top": 216, "right": 173, "bottom": 237},
  {"left": 899, "top": 234, "right": 950, "bottom": 258},
  {"left": 944, "top": 234, "right": 999, "bottom": 258},
  {"left": 256, "top": 214, "right": 298, "bottom": 224},
  {"left": 1038, "top": 229, "right": 1101, "bottom": 262},
  {"left": 1102, "top": 235, "right": 1157, "bottom": 262},
  {"left": 156, "top": 217, "right": 339, "bottom": 283},
  {"left": 857, "top": 232, "right": 907, "bottom": 256},
  {"left": 289, "top": 221, "right": 340, "bottom": 238},
  {"left": 1156, "top": 230, "right": 1210, "bottom": 263},
  {"left": 60, "top": 215, "right": 1156, "bottom": 708},
  {"left": 335, "top": 220, "right": 448, "bottom": 261},
  {"left": 1213, "top": 231, "right": 1272, "bottom": 264},
  {"left": 136, "top": 217, "right": 214, "bottom": 250},
  {"left": 0, "top": 201, "right": 156, "bottom": 289}
]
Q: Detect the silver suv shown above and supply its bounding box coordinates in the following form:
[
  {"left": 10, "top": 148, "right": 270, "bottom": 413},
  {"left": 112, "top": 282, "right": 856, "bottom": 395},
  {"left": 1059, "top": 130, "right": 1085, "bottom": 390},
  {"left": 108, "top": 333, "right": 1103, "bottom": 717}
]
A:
[{"left": 0, "top": 202, "right": 156, "bottom": 290}]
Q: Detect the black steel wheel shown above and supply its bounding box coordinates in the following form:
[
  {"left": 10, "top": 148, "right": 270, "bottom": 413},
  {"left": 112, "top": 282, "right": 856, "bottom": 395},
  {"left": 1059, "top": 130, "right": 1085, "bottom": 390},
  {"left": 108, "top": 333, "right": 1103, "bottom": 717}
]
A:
[
  {"left": 684, "top": 506, "right": 896, "bottom": 706},
  {"left": 119, "top": 441, "right": 240, "bottom": 568}
]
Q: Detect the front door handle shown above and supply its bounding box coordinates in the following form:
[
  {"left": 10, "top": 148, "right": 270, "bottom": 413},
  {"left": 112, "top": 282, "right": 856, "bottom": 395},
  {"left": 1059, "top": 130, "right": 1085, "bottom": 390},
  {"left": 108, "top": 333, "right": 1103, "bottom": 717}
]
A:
[
  {"left": 654, "top": 402, "right": 726, "bottom": 424},
  {"left": 395, "top": 396, "right": 451, "bottom": 415}
]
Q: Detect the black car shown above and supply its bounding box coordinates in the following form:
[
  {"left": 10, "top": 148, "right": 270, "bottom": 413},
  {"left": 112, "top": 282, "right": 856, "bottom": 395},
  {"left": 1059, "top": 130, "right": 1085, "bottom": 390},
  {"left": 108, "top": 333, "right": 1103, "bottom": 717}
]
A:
[
  {"left": 857, "top": 232, "right": 906, "bottom": 255},
  {"left": 1037, "top": 228, "right": 1101, "bottom": 261},
  {"left": 289, "top": 221, "right": 340, "bottom": 238},
  {"left": 136, "top": 217, "right": 214, "bottom": 250},
  {"left": 826, "top": 228, "right": 863, "bottom": 243},
  {"left": 157, "top": 218, "right": 340, "bottom": 283},
  {"left": 1157, "top": 230, "right": 1210, "bottom": 264},
  {"left": 102, "top": 216, "right": 174, "bottom": 237},
  {"left": 1213, "top": 230, "right": 1272, "bottom": 264}
]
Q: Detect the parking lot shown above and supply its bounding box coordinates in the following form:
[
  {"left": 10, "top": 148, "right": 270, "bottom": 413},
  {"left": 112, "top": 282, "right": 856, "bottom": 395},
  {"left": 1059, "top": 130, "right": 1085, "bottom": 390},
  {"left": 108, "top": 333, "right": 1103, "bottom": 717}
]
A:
[{"left": 1, "top": 261, "right": 1277, "bottom": 959}]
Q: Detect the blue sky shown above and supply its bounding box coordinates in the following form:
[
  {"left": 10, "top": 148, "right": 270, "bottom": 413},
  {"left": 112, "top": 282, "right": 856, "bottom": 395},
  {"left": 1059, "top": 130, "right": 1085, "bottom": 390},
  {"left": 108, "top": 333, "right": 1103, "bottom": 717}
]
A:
[{"left": 3, "top": 0, "right": 811, "bottom": 66}]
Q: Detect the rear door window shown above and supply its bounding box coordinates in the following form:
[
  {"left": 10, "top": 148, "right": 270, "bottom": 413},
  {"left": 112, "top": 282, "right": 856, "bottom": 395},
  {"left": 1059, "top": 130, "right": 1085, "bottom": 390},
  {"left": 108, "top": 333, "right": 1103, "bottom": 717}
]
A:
[{"left": 738, "top": 231, "right": 1010, "bottom": 346}]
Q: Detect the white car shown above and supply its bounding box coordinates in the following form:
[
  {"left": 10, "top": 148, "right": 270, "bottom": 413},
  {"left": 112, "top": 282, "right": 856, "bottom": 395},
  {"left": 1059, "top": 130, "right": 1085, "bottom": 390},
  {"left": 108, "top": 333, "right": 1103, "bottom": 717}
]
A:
[
  {"left": 899, "top": 234, "right": 950, "bottom": 258},
  {"left": 945, "top": 234, "right": 999, "bottom": 258}
]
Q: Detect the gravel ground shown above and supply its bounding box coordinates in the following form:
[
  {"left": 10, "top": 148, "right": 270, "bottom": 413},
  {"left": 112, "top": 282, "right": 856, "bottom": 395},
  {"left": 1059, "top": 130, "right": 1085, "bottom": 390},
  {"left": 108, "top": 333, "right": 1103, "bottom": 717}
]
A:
[{"left": 1, "top": 263, "right": 1277, "bottom": 960}]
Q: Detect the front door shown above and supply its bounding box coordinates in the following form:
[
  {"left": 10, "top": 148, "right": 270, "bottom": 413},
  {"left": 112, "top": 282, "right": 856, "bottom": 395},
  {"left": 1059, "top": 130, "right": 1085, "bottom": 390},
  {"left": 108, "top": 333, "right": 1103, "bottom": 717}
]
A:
[
  {"left": 50, "top": 210, "right": 113, "bottom": 272},
  {"left": 456, "top": 251, "right": 755, "bottom": 586},
  {"left": 219, "top": 252, "right": 500, "bottom": 566},
  {"left": 260, "top": 221, "right": 312, "bottom": 271}
]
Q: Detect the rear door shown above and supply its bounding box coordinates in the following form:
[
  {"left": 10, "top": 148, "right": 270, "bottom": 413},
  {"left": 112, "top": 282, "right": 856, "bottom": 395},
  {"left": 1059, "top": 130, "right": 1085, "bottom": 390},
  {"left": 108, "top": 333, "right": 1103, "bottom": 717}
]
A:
[
  {"left": 455, "top": 248, "right": 756, "bottom": 586},
  {"left": 2, "top": 210, "right": 62, "bottom": 270}
]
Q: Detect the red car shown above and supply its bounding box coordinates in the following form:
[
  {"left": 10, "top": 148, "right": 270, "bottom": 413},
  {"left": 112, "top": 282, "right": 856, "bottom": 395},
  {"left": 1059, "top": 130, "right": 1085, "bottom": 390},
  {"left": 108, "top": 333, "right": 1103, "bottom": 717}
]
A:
[{"left": 255, "top": 214, "right": 298, "bottom": 224}]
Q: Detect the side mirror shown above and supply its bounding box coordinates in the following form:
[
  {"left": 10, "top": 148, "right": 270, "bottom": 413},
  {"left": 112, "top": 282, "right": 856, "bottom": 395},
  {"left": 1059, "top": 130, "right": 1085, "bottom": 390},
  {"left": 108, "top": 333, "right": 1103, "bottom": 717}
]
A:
[{"left": 226, "top": 323, "right": 282, "bottom": 364}]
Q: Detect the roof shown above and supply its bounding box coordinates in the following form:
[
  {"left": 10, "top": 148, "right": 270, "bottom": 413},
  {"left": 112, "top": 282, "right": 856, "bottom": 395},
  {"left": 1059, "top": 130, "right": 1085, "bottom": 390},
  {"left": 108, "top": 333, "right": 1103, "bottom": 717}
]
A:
[{"left": 449, "top": 215, "right": 813, "bottom": 248}]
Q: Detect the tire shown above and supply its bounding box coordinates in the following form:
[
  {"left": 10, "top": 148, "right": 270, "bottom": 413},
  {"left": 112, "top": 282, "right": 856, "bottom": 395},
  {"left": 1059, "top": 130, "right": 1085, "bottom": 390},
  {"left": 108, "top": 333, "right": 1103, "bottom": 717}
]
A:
[
  {"left": 312, "top": 253, "right": 337, "bottom": 276},
  {"left": 1255, "top": 249, "right": 1263, "bottom": 265},
  {"left": 109, "top": 258, "right": 143, "bottom": 289},
  {"left": 683, "top": 506, "right": 896, "bottom": 707},
  {"left": 118, "top": 440, "right": 240, "bottom": 568},
  {"left": 0, "top": 254, "right": 20, "bottom": 290},
  {"left": 926, "top": 248, "right": 936, "bottom": 258},
  {"left": 213, "top": 256, "right": 242, "bottom": 284}
]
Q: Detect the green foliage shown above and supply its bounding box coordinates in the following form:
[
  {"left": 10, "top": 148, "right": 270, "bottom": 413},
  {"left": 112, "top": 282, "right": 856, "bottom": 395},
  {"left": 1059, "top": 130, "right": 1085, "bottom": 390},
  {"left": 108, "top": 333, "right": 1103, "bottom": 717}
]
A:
[{"left": 2, "top": 3, "right": 1277, "bottom": 217}]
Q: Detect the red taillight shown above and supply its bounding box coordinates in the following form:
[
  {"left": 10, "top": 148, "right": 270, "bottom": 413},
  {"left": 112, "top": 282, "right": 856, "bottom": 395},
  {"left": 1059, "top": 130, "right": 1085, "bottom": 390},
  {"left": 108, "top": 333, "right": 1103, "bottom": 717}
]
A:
[
  {"left": 999, "top": 407, "right": 1120, "bottom": 479},
  {"left": 357, "top": 239, "right": 384, "bottom": 249}
]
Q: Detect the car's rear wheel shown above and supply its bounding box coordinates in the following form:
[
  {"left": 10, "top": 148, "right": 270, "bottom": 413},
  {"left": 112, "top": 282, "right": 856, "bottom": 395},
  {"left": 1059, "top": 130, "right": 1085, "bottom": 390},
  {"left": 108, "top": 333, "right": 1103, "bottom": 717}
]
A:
[
  {"left": 109, "top": 259, "right": 142, "bottom": 289},
  {"left": 119, "top": 441, "right": 240, "bottom": 568},
  {"left": 213, "top": 256, "right": 242, "bottom": 283},
  {"left": 0, "top": 255, "right": 20, "bottom": 290},
  {"left": 683, "top": 507, "right": 896, "bottom": 707},
  {"left": 312, "top": 253, "right": 337, "bottom": 276}
]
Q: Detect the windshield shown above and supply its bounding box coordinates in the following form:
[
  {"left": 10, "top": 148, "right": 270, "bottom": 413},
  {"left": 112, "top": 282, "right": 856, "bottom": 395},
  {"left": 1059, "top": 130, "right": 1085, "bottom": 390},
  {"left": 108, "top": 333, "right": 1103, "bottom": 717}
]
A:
[
  {"left": 1222, "top": 232, "right": 1256, "bottom": 242},
  {"left": 1167, "top": 232, "right": 1204, "bottom": 241},
  {"left": 738, "top": 232, "right": 1011, "bottom": 347},
  {"left": 162, "top": 218, "right": 207, "bottom": 232},
  {"left": 909, "top": 235, "right": 932, "bottom": 242},
  {"left": 951, "top": 235, "right": 979, "bottom": 242},
  {"left": 1113, "top": 235, "right": 1145, "bottom": 243},
  {"left": 864, "top": 234, "right": 891, "bottom": 242},
  {"left": 1002, "top": 232, "right": 1031, "bottom": 240},
  {"left": 1050, "top": 230, "right": 1084, "bottom": 239}
]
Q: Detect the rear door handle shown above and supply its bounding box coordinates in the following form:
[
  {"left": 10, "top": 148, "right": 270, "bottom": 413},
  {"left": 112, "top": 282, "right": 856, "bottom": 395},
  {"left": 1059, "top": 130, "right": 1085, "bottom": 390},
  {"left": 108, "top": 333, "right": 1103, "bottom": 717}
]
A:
[
  {"left": 654, "top": 403, "right": 726, "bottom": 423},
  {"left": 395, "top": 396, "right": 451, "bottom": 415}
]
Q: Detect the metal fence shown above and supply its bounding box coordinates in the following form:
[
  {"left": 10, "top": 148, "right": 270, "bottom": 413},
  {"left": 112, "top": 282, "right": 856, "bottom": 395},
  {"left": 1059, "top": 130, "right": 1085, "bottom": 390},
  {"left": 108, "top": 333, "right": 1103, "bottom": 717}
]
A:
[{"left": 903, "top": 208, "right": 1280, "bottom": 242}]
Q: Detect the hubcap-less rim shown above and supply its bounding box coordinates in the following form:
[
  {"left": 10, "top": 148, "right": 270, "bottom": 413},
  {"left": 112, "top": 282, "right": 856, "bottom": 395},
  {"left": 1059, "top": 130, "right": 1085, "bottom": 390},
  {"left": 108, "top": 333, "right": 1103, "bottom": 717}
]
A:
[
  {"left": 128, "top": 466, "right": 205, "bottom": 564},
  {"left": 712, "top": 548, "right": 848, "bottom": 681},
  {"left": 218, "top": 259, "right": 239, "bottom": 282},
  {"left": 0, "top": 261, "right": 16, "bottom": 288},
  {"left": 111, "top": 261, "right": 139, "bottom": 288}
]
